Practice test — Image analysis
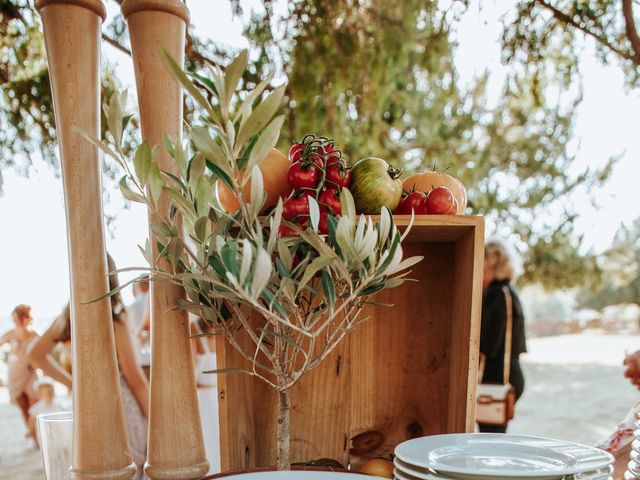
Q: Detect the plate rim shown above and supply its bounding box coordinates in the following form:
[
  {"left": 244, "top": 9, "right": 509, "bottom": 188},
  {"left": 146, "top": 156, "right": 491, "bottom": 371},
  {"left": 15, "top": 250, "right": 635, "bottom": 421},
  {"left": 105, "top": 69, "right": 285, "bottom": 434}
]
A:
[{"left": 393, "top": 433, "right": 613, "bottom": 478}]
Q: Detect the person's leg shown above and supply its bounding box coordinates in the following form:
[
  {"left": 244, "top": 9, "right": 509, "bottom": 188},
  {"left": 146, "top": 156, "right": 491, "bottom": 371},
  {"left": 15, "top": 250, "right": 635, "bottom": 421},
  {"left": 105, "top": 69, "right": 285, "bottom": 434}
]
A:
[{"left": 15, "top": 392, "right": 30, "bottom": 426}]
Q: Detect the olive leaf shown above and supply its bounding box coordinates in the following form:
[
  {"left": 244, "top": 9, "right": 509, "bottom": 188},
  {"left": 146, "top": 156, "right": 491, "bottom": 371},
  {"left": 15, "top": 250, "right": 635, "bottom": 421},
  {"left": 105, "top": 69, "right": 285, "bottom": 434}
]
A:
[{"left": 235, "top": 84, "right": 286, "bottom": 151}]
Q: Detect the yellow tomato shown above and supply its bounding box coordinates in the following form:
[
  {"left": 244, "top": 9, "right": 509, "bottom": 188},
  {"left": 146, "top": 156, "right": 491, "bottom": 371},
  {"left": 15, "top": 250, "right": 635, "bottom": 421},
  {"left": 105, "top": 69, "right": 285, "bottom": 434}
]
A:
[{"left": 359, "top": 458, "right": 394, "bottom": 478}]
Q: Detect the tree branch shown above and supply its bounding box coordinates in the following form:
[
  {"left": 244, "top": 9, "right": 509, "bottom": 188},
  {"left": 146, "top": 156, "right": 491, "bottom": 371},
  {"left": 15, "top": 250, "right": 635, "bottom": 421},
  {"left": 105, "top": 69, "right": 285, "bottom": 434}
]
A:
[
  {"left": 102, "top": 33, "right": 131, "bottom": 56},
  {"left": 622, "top": 0, "right": 640, "bottom": 62},
  {"left": 535, "top": 0, "right": 638, "bottom": 63}
]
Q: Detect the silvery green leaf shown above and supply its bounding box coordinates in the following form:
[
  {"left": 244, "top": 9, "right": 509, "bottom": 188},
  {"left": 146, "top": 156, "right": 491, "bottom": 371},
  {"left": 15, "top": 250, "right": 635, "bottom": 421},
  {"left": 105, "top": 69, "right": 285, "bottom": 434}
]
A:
[
  {"left": 138, "top": 239, "right": 151, "bottom": 263},
  {"left": 171, "top": 138, "right": 188, "bottom": 178},
  {"left": 308, "top": 195, "right": 320, "bottom": 232},
  {"left": 267, "top": 197, "right": 283, "bottom": 254},
  {"left": 385, "top": 255, "right": 423, "bottom": 276},
  {"left": 119, "top": 176, "right": 146, "bottom": 204},
  {"left": 163, "top": 134, "right": 175, "bottom": 156},
  {"left": 246, "top": 115, "right": 285, "bottom": 172},
  {"left": 296, "top": 256, "right": 333, "bottom": 296},
  {"left": 236, "top": 84, "right": 286, "bottom": 150},
  {"left": 224, "top": 49, "right": 248, "bottom": 105},
  {"left": 195, "top": 175, "right": 212, "bottom": 217},
  {"left": 194, "top": 216, "right": 210, "bottom": 243},
  {"left": 340, "top": 187, "right": 356, "bottom": 233},
  {"left": 191, "top": 126, "right": 230, "bottom": 175},
  {"left": 148, "top": 164, "right": 163, "bottom": 204},
  {"left": 277, "top": 239, "right": 292, "bottom": 270},
  {"left": 189, "top": 153, "right": 205, "bottom": 190},
  {"left": 250, "top": 165, "right": 264, "bottom": 218},
  {"left": 239, "top": 240, "right": 253, "bottom": 286},
  {"left": 163, "top": 186, "right": 197, "bottom": 223},
  {"left": 80, "top": 131, "right": 121, "bottom": 163},
  {"left": 106, "top": 90, "right": 125, "bottom": 147},
  {"left": 208, "top": 65, "right": 227, "bottom": 113},
  {"left": 401, "top": 209, "right": 415, "bottom": 242},
  {"left": 251, "top": 247, "right": 272, "bottom": 299},
  {"left": 151, "top": 221, "right": 173, "bottom": 238},
  {"left": 162, "top": 50, "right": 219, "bottom": 123},
  {"left": 379, "top": 207, "right": 391, "bottom": 247},
  {"left": 233, "top": 71, "right": 274, "bottom": 124},
  {"left": 321, "top": 269, "right": 335, "bottom": 312}
]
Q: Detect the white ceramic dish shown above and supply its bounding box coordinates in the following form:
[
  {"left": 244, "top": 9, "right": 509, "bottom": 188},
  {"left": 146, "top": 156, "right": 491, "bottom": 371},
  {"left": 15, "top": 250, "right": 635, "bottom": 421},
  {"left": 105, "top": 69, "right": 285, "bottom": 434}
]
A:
[
  {"left": 393, "top": 457, "right": 613, "bottom": 480},
  {"left": 394, "top": 434, "right": 613, "bottom": 480}
]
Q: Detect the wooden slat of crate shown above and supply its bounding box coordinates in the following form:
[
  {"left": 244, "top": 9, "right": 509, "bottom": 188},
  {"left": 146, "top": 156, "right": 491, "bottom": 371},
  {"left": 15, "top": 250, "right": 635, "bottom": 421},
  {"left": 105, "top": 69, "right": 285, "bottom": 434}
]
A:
[{"left": 216, "top": 216, "right": 484, "bottom": 470}]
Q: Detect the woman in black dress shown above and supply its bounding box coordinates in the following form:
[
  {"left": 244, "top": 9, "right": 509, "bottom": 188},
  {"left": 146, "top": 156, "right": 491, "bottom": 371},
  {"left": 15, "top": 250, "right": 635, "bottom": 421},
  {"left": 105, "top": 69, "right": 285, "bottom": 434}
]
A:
[{"left": 478, "top": 240, "right": 527, "bottom": 433}]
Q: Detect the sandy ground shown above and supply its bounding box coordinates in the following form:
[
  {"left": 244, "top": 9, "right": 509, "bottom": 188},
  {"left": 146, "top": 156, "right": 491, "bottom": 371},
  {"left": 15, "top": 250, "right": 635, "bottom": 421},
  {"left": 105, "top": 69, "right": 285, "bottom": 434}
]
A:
[{"left": 1, "top": 333, "right": 639, "bottom": 479}]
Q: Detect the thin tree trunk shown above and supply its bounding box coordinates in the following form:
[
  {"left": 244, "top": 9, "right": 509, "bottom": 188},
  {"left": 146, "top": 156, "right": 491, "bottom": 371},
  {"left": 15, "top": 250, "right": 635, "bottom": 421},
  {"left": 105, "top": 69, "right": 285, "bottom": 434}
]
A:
[{"left": 277, "top": 389, "right": 291, "bottom": 470}]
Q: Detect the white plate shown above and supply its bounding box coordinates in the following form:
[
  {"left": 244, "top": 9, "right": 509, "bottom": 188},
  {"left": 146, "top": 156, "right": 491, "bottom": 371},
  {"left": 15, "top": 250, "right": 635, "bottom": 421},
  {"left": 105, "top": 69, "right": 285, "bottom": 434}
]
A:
[
  {"left": 394, "top": 434, "right": 613, "bottom": 480},
  {"left": 208, "top": 473, "right": 367, "bottom": 479}
]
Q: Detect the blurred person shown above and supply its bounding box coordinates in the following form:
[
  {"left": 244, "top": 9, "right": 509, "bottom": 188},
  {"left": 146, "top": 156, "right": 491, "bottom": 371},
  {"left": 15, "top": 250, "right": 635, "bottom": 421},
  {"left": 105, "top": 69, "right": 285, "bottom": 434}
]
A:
[
  {"left": 478, "top": 239, "right": 527, "bottom": 433},
  {"left": 27, "top": 254, "right": 149, "bottom": 479},
  {"left": 0, "top": 304, "right": 39, "bottom": 434},
  {"left": 128, "top": 276, "right": 150, "bottom": 362},
  {"left": 27, "top": 379, "right": 65, "bottom": 448},
  {"left": 595, "top": 351, "right": 640, "bottom": 479}
]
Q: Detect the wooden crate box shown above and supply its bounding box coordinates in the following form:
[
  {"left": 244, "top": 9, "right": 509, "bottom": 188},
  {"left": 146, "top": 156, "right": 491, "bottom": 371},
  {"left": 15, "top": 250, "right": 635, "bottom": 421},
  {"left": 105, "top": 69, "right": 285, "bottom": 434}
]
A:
[{"left": 215, "top": 215, "right": 484, "bottom": 470}]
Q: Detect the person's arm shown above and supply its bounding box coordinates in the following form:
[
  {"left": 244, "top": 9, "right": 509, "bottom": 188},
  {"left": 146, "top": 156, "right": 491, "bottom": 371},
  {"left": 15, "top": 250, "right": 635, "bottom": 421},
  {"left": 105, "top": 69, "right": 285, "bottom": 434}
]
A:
[
  {"left": 479, "top": 287, "right": 507, "bottom": 359},
  {"left": 135, "top": 307, "right": 150, "bottom": 344},
  {"left": 0, "top": 329, "right": 14, "bottom": 346},
  {"left": 114, "top": 320, "right": 149, "bottom": 417},
  {"left": 26, "top": 326, "right": 72, "bottom": 390}
]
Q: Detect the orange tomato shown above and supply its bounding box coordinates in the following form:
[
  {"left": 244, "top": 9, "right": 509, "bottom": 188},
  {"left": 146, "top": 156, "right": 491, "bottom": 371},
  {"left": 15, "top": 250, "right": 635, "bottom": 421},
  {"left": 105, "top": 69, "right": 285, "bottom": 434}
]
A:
[
  {"left": 402, "top": 171, "right": 467, "bottom": 215},
  {"left": 216, "top": 148, "right": 291, "bottom": 214}
]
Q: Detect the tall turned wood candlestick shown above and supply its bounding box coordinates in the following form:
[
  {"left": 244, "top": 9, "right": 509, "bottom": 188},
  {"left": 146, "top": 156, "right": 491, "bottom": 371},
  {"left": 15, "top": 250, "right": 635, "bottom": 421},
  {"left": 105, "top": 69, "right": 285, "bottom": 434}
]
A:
[
  {"left": 35, "top": 1, "right": 136, "bottom": 479},
  {"left": 121, "top": 1, "right": 209, "bottom": 478}
]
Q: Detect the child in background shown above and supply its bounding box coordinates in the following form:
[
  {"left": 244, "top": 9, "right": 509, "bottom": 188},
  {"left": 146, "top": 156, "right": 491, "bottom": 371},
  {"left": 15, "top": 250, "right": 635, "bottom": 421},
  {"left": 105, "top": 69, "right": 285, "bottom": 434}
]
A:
[{"left": 28, "top": 379, "right": 65, "bottom": 447}]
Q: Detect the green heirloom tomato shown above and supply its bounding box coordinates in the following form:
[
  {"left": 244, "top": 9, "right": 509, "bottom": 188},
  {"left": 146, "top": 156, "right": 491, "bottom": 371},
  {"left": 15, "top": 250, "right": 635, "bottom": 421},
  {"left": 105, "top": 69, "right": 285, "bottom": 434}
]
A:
[{"left": 350, "top": 157, "right": 403, "bottom": 214}]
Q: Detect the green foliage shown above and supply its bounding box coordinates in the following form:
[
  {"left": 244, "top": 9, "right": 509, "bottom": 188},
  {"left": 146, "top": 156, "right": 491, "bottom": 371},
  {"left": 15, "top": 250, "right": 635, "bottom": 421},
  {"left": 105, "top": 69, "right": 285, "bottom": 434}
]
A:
[
  {"left": 578, "top": 217, "right": 640, "bottom": 309},
  {"left": 504, "top": 0, "right": 640, "bottom": 89},
  {"left": 95, "top": 51, "right": 422, "bottom": 394},
  {"left": 1, "top": 0, "right": 631, "bottom": 290}
]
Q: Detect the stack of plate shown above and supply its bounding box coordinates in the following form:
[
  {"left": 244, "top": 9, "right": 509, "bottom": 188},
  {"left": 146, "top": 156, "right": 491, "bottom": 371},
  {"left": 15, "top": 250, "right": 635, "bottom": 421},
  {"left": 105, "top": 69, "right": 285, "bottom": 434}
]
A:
[
  {"left": 624, "top": 421, "right": 640, "bottom": 479},
  {"left": 393, "top": 434, "right": 614, "bottom": 480}
]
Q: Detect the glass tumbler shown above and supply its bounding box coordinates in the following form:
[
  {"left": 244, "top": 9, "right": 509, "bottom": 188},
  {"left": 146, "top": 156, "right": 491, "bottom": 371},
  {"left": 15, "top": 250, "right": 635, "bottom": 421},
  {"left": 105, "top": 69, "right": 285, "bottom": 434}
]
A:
[{"left": 37, "top": 411, "right": 73, "bottom": 480}]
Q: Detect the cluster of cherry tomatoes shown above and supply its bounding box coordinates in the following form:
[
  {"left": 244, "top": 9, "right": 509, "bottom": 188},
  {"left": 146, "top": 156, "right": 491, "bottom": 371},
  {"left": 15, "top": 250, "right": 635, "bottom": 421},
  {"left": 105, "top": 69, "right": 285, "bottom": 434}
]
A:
[
  {"left": 279, "top": 135, "right": 351, "bottom": 237},
  {"left": 394, "top": 186, "right": 458, "bottom": 215}
]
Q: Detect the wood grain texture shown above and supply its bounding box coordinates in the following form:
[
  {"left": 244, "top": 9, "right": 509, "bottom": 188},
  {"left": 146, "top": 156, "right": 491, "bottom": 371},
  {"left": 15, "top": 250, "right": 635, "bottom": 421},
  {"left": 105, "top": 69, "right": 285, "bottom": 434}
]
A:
[
  {"left": 217, "top": 216, "right": 484, "bottom": 470},
  {"left": 122, "top": 2, "right": 208, "bottom": 478},
  {"left": 36, "top": 1, "right": 136, "bottom": 478}
]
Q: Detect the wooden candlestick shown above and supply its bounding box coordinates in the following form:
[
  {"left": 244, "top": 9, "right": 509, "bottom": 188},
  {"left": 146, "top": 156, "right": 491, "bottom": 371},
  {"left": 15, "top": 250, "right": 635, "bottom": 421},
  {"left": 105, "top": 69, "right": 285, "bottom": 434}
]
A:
[
  {"left": 35, "top": 1, "right": 136, "bottom": 479},
  {"left": 121, "top": 1, "right": 209, "bottom": 478}
]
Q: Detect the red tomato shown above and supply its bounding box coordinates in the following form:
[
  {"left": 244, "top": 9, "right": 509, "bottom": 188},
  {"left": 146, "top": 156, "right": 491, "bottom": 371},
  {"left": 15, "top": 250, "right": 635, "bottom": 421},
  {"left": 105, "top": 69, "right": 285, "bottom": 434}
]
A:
[
  {"left": 288, "top": 162, "right": 320, "bottom": 189},
  {"left": 395, "top": 191, "right": 428, "bottom": 215},
  {"left": 289, "top": 143, "right": 304, "bottom": 163},
  {"left": 323, "top": 145, "right": 341, "bottom": 166},
  {"left": 326, "top": 164, "right": 351, "bottom": 188},
  {"left": 282, "top": 194, "right": 310, "bottom": 220},
  {"left": 318, "top": 187, "right": 342, "bottom": 215},
  {"left": 278, "top": 225, "right": 299, "bottom": 237},
  {"left": 318, "top": 212, "right": 329, "bottom": 234},
  {"left": 426, "top": 186, "right": 455, "bottom": 215}
]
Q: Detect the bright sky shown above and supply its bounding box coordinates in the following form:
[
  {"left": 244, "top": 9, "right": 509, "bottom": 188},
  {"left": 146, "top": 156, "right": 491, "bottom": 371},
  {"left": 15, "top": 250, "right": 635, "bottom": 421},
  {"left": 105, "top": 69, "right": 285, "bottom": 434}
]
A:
[{"left": 1, "top": 0, "right": 639, "bottom": 328}]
